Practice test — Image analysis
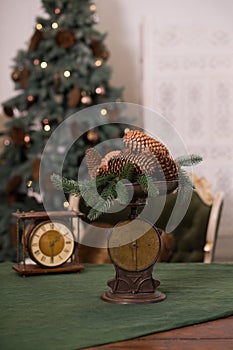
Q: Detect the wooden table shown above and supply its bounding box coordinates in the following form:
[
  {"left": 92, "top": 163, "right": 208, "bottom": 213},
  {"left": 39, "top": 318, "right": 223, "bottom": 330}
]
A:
[{"left": 84, "top": 316, "right": 233, "bottom": 350}]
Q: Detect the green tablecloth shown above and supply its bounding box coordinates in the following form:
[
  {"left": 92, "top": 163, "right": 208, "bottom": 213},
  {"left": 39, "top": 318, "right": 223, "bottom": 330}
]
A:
[{"left": 0, "top": 262, "right": 233, "bottom": 350}]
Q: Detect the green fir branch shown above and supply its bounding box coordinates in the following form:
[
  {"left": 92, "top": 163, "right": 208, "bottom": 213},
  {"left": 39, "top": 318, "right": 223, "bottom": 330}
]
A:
[
  {"left": 115, "top": 180, "right": 129, "bottom": 204},
  {"left": 119, "top": 162, "right": 137, "bottom": 182},
  {"left": 175, "top": 154, "right": 203, "bottom": 167},
  {"left": 87, "top": 197, "right": 114, "bottom": 221},
  {"left": 95, "top": 173, "right": 116, "bottom": 189},
  {"left": 136, "top": 174, "right": 160, "bottom": 197},
  {"left": 177, "top": 169, "right": 194, "bottom": 204},
  {"left": 50, "top": 174, "right": 80, "bottom": 195}
]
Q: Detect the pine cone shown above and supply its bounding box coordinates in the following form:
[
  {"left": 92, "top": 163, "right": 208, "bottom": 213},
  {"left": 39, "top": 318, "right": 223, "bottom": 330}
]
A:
[
  {"left": 119, "top": 149, "right": 158, "bottom": 175},
  {"left": 123, "top": 130, "right": 179, "bottom": 181},
  {"left": 98, "top": 150, "right": 121, "bottom": 172},
  {"left": 84, "top": 148, "right": 102, "bottom": 179},
  {"left": 97, "top": 157, "right": 142, "bottom": 177},
  {"left": 123, "top": 130, "right": 169, "bottom": 157}
]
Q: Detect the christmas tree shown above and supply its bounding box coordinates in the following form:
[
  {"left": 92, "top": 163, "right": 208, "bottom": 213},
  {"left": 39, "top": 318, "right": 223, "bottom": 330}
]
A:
[{"left": 0, "top": 0, "right": 124, "bottom": 261}]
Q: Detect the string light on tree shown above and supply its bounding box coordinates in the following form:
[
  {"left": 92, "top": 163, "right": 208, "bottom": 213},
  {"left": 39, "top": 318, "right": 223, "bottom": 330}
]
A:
[
  {"left": 36, "top": 23, "right": 43, "bottom": 30},
  {"left": 95, "top": 59, "right": 102, "bottom": 67},
  {"left": 51, "top": 22, "right": 59, "bottom": 29},
  {"left": 24, "top": 134, "right": 30, "bottom": 143},
  {"left": 54, "top": 8, "right": 61, "bottom": 15},
  {"left": 100, "top": 108, "right": 108, "bottom": 116},
  {"left": 43, "top": 118, "right": 51, "bottom": 131},
  {"left": 44, "top": 124, "right": 51, "bottom": 132},
  {"left": 27, "top": 180, "right": 33, "bottom": 188},
  {"left": 4, "top": 139, "right": 11, "bottom": 147},
  {"left": 81, "top": 95, "right": 92, "bottom": 105},
  {"left": 95, "top": 85, "right": 105, "bottom": 95},
  {"left": 92, "top": 14, "right": 99, "bottom": 23},
  {"left": 33, "top": 59, "right": 40, "bottom": 66},
  {"left": 27, "top": 95, "right": 35, "bottom": 103},
  {"left": 87, "top": 130, "right": 98, "bottom": 143},
  {"left": 63, "top": 201, "right": 69, "bottom": 208},
  {"left": 64, "top": 70, "right": 71, "bottom": 78},
  {"left": 41, "top": 61, "right": 48, "bottom": 69},
  {"left": 90, "top": 4, "right": 96, "bottom": 11}
]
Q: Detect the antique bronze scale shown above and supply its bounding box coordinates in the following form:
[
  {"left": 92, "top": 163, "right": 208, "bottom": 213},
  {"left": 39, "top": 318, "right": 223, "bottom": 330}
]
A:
[{"left": 102, "top": 181, "right": 178, "bottom": 304}]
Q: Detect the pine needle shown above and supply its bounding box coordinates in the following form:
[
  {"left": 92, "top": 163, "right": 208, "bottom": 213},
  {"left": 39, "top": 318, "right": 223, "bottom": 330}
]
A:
[
  {"left": 175, "top": 154, "right": 203, "bottom": 167},
  {"left": 137, "top": 174, "right": 159, "bottom": 197},
  {"left": 50, "top": 173, "right": 80, "bottom": 195}
]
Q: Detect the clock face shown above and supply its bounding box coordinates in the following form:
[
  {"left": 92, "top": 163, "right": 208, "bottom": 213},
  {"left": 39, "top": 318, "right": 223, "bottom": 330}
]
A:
[
  {"left": 108, "top": 219, "right": 161, "bottom": 271},
  {"left": 28, "top": 221, "right": 74, "bottom": 267}
]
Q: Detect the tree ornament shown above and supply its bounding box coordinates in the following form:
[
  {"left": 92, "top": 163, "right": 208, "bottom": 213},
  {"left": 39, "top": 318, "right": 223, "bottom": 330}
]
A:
[
  {"left": 101, "top": 49, "right": 110, "bottom": 60},
  {"left": 3, "top": 105, "right": 14, "bottom": 117},
  {"left": 68, "top": 86, "right": 81, "bottom": 107},
  {"left": 86, "top": 130, "right": 99, "bottom": 143},
  {"left": 90, "top": 39, "right": 103, "bottom": 57},
  {"left": 70, "top": 121, "right": 82, "bottom": 139},
  {"left": 28, "top": 29, "right": 43, "bottom": 51},
  {"left": 32, "top": 158, "right": 40, "bottom": 181},
  {"left": 53, "top": 73, "right": 60, "bottom": 90},
  {"left": 11, "top": 69, "right": 20, "bottom": 82},
  {"left": 9, "top": 127, "right": 25, "bottom": 146},
  {"left": 108, "top": 108, "right": 121, "bottom": 122},
  {"left": 19, "top": 67, "right": 30, "bottom": 89},
  {"left": 56, "top": 30, "right": 76, "bottom": 48},
  {"left": 5, "top": 174, "right": 22, "bottom": 204}
]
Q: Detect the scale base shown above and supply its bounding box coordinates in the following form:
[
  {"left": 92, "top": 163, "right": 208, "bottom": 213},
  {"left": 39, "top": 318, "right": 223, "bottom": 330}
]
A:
[{"left": 101, "top": 290, "right": 166, "bottom": 304}]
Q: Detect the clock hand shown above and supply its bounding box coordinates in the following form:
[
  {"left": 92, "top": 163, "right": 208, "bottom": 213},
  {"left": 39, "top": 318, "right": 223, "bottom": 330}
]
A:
[
  {"left": 50, "top": 245, "right": 54, "bottom": 263},
  {"left": 132, "top": 241, "right": 138, "bottom": 269},
  {"left": 49, "top": 236, "right": 60, "bottom": 247},
  {"left": 49, "top": 236, "right": 61, "bottom": 263}
]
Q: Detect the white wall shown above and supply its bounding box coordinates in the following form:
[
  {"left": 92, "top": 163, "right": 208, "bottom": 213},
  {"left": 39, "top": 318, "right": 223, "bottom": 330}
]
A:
[{"left": 1, "top": 0, "right": 233, "bottom": 105}]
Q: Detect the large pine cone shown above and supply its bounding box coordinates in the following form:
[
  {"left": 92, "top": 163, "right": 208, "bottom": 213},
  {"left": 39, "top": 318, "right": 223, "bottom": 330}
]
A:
[
  {"left": 123, "top": 130, "right": 179, "bottom": 181},
  {"left": 123, "top": 129, "right": 169, "bottom": 157},
  {"left": 97, "top": 154, "right": 142, "bottom": 177}
]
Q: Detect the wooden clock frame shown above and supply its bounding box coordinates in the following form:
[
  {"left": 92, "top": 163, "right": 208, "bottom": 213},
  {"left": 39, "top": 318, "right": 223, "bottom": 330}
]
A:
[{"left": 12, "top": 210, "right": 85, "bottom": 276}]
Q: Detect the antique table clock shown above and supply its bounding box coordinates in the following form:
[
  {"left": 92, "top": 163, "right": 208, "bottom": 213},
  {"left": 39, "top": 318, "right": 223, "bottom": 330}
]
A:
[{"left": 12, "top": 210, "right": 85, "bottom": 276}]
